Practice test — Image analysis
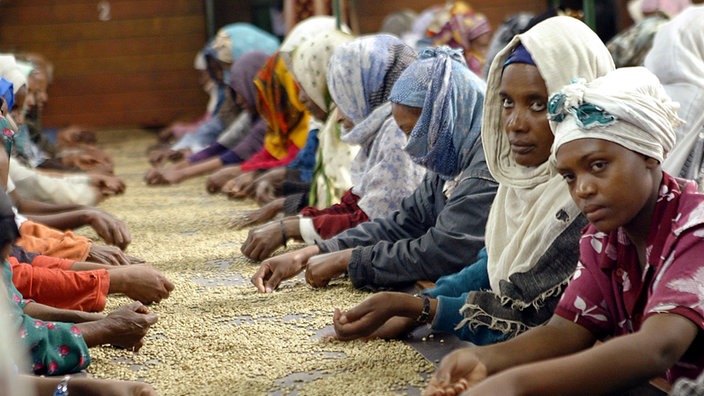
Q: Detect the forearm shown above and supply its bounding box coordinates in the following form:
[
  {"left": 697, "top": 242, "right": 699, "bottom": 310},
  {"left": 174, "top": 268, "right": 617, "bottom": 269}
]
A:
[
  {"left": 23, "top": 301, "right": 105, "bottom": 323},
  {"left": 70, "top": 261, "right": 115, "bottom": 271},
  {"left": 182, "top": 157, "right": 224, "bottom": 178},
  {"left": 13, "top": 195, "right": 85, "bottom": 214},
  {"left": 25, "top": 209, "right": 94, "bottom": 230},
  {"left": 283, "top": 217, "right": 302, "bottom": 240}
]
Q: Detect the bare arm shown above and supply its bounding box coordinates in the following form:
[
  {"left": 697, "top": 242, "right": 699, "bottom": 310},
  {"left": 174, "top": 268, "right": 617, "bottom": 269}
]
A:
[
  {"left": 466, "top": 313, "right": 698, "bottom": 395},
  {"left": 23, "top": 301, "right": 105, "bottom": 323}
]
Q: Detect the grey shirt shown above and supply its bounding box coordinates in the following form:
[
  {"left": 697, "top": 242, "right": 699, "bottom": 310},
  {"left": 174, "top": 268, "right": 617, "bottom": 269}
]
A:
[{"left": 317, "top": 139, "right": 497, "bottom": 291}]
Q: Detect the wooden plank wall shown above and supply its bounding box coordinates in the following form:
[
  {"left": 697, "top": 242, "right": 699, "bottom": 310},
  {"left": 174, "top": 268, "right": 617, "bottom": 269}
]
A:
[{"left": 0, "top": 0, "right": 209, "bottom": 129}]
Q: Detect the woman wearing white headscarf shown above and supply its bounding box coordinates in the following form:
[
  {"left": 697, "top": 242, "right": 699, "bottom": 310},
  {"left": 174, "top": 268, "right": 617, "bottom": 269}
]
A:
[{"left": 647, "top": 6, "right": 704, "bottom": 184}]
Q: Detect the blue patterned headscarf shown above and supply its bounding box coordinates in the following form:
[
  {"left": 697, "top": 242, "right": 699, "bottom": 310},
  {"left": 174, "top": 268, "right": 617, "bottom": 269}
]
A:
[
  {"left": 389, "top": 46, "right": 486, "bottom": 179},
  {"left": 327, "top": 34, "right": 417, "bottom": 125}
]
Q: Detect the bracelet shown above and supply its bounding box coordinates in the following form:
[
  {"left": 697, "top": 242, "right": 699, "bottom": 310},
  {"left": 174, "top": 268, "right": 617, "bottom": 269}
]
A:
[
  {"left": 280, "top": 220, "right": 288, "bottom": 249},
  {"left": 415, "top": 295, "right": 431, "bottom": 324},
  {"left": 53, "top": 375, "right": 71, "bottom": 396}
]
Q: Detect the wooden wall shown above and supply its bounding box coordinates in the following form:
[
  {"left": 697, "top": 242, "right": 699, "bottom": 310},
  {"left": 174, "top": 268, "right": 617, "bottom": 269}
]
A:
[{"left": 0, "top": 0, "right": 209, "bottom": 129}]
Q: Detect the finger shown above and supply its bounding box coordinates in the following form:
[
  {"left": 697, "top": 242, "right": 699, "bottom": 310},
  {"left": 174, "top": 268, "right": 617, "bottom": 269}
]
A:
[
  {"left": 162, "top": 277, "right": 176, "bottom": 292},
  {"left": 143, "top": 313, "right": 159, "bottom": 326},
  {"left": 265, "top": 270, "right": 283, "bottom": 293},
  {"left": 251, "top": 266, "right": 269, "bottom": 293}
]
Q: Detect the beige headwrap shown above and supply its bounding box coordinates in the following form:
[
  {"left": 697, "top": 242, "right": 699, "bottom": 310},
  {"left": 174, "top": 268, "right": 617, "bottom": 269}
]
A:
[
  {"left": 550, "top": 67, "right": 681, "bottom": 163},
  {"left": 480, "top": 16, "right": 615, "bottom": 297},
  {"left": 646, "top": 5, "right": 704, "bottom": 177}
]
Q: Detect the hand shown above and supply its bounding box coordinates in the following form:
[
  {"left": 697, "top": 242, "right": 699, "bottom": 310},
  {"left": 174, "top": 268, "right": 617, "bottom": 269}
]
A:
[
  {"left": 332, "top": 292, "right": 410, "bottom": 341},
  {"left": 144, "top": 167, "right": 182, "bottom": 185},
  {"left": 253, "top": 180, "right": 278, "bottom": 205},
  {"left": 56, "top": 126, "right": 97, "bottom": 147},
  {"left": 91, "top": 174, "right": 126, "bottom": 197},
  {"left": 86, "top": 209, "right": 131, "bottom": 250},
  {"left": 423, "top": 347, "right": 488, "bottom": 396},
  {"left": 305, "top": 249, "right": 353, "bottom": 288},
  {"left": 222, "top": 172, "right": 255, "bottom": 199},
  {"left": 87, "top": 245, "right": 142, "bottom": 266},
  {"left": 206, "top": 165, "right": 241, "bottom": 193},
  {"left": 240, "top": 219, "right": 285, "bottom": 260},
  {"left": 251, "top": 245, "right": 320, "bottom": 293},
  {"left": 230, "top": 199, "right": 284, "bottom": 230},
  {"left": 108, "top": 264, "right": 175, "bottom": 304},
  {"left": 80, "top": 301, "right": 158, "bottom": 351}
]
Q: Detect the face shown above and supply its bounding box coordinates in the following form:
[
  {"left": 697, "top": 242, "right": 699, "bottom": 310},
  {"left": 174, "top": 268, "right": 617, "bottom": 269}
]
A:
[
  {"left": 499, "top": 63, "right": 553, "bottom": 167},
  {"left": 28, "top": 71, "right": 49, "bottom": 111},
  {"left": 206, "top": 56, "right": 224, "bottom": 83},
  {"left": 555, "top": 138, "right": 660, "bottom": 233},
  {"left": 298, "top": 87, "right": 327, "bottom": 121},
  {"left": 391, "top": 103, "right": 422, "bottom": 140}
]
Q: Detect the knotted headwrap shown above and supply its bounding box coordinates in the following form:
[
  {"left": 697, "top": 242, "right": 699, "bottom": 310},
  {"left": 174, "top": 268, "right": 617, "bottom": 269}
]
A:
[
  {"left": 388, "top": 46, "right": 486, "bottom": 179},
  {"left": 549, "top": 67, "right": 682, "bottom": 164}
]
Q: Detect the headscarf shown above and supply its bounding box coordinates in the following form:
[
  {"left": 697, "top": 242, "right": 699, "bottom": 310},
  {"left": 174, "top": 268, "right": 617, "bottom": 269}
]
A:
[
  {"left": 326, "top": 34, "right": 424, "bottom": 219},
  {"left": 380, "top": 9, "right": 418, "bottom": 38},
  {"left": 327, "top": 34, "right": 416, "bottom": 128},
  {"left": 463, "top": 16, "right": 614, "bottom": 334},
  {"left": 646, "top": 6, "right": 704, "bottom": 178},
  {"left": 254, "top": 53, "right": 311, "bottom": 159},
  {"left": 0, "top": 55, "right": 27, "bottom": 95},
  {"left": 429, "top": 1, "right": 491, "bottom": 76},
  {"left": 279, "top": 16, "right": 350, "bottom": 57},
  {"left": 549, "top": 67, "right": 681, "bottom": 164},
  {"left": 210, "top": 23, "right": 279, "bottom": 64},
  {"left": 291, "top": 30, "right": 355, "bottom": 112},
  {"left": 228, "top": 51, "right": 271, "bottom": 112},
  {"left": 388, "top": 46, "right": 486, "bottom": 179}
]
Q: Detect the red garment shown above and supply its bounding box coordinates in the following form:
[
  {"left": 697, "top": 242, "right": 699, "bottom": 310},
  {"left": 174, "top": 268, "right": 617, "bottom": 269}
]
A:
[
  {"left": 9, "top": 255, "right": 110, "bottom": 312},
  {"left": 555, "top": 173, "right": 704, "bottom": 384},
  {"left": 299, "top": 189, "right": 370, "bottom": 239},
  {"left": 240, "top": 144, "right": 300, "bottom": 172}
]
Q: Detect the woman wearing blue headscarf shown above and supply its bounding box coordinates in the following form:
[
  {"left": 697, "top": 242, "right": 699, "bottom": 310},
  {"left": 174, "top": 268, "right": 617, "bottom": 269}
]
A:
[{"left": 251, "top": 46, "right": 496, "bottom": 294}]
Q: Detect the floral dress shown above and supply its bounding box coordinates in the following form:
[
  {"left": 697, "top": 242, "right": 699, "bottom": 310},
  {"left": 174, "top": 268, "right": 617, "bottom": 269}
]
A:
[{"left": 2, "top": 259, "right": 90, "bottom": 375}]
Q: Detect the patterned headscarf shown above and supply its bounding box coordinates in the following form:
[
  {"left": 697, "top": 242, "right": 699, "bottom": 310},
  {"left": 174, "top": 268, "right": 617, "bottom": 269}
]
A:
[
  {"left": 291, "top": 30, "right": 355, "bottom": 112},
  {"left": 228, "top": 51, "right": 271, "bottom": 112},
  {"left": 254, "top": 53, "right": 311, "bottom": 159},
  {"left": 389, "top": 46, "right": 486, "bottom": 179},
  {"left": 211, "top": 23, "right": 280, "bottom": 64},
  {"left": 280, "top": 16, "right": 350, "bottom": 56},
  {"left": 429, "top": 1, "right": 491, "bottom": 76},
  {"left": 327, "top": 33, "right": 417, "bottom": 143},
  {"left": 549, "top": 67, "right": 681, "bottom": 164}
]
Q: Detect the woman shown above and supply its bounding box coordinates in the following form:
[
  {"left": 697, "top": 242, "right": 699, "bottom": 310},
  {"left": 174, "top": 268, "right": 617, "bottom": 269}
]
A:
[
  {"left": 204, "top": 51, "right": 311, "bottom": 195},
  {"left": 232, "top": 30, "right": 357, "bottom": 229},
  {"left": 332, "top": 16, "right": 615, "bottom": 345},
  {"left": 145, "top": 51, "right": 271, "bottom": 185},
  {"left": 242, "top": 34, "right": 425, "bottom": 261}
]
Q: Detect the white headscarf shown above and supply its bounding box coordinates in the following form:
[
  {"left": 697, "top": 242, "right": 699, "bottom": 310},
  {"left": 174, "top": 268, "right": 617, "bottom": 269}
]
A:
[
  {"left": 0, "top": 55, "right": 27, "bottom": 95},
  {"left": 481, "top": 16, "right": 615, "bottom": 296},
  {"left": 646, "top": 5, "right": 704, "bottom": 176},
  {"left": 550, "top": 67, "right": 681, "bottom": 163}
]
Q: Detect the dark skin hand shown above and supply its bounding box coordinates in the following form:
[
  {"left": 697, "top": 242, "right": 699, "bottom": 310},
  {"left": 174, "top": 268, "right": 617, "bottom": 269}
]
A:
[
  {"left": 241, "top": 217, "right": 301, "bottom": 260},
  {"left": 108, "top": 264, "right": 176, "bottom": 305},
  {"left": 251, "top": 245, "right": 320, "bottom": 292},
  {"left": 230, "top": 197, "right": 285, "bottom": 230},
  {"left": 77, "top": 301, "right": 158, "bottom": 351},
  {"left": 223, "top": 171, "right": 256, "bottom": 199},
  {"left": 253, "top": 179, "right": 279, "bottom": 206},
  {"left": 333, "top": 292, "right": 427, "bottom": 341},
  {"left": 305, "top": 249, "right": 353, "bottom": 288},
  {"left": 87, "top": 245, "right": 145, "bottom": 266},
  {"left": 206, "top": 164, "right": 242, "bottom": 193},
  {"left": 91, "top": 173, "right": 126, "bottom": 197}
]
